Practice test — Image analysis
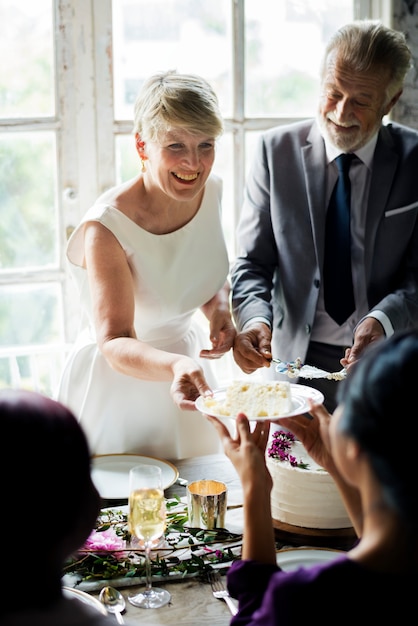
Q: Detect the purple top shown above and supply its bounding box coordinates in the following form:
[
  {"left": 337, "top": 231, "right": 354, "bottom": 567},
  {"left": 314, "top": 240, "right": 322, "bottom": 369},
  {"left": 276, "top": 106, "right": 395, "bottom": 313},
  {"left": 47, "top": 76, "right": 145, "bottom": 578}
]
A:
[{"left": 227, "top": 555, "right": 412, "bottom": 624}]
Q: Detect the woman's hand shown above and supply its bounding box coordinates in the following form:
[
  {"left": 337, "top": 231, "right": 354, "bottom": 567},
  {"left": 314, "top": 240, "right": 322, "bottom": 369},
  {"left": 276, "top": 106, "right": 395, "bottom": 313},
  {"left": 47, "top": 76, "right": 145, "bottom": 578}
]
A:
[
  {"left": 200, "top": 281, "right": 236, "bottom": 359},
  {"left": 170, "top": 357, "right": 212, "bottom": 410},
  {"left": 280, "top": 404, "right": 363, "bottom": 536},
  {"left": 206, "top": 413, "right": 277, "bottom": 564},
  {"left": 277, "top": 401, "right": 336, "bottom": 474},
  {"left": 200, "top": 309, "right": 236, "bottom": 359},
  {"left": 206, "top": 413, "right": 272, "bottom": 493}
]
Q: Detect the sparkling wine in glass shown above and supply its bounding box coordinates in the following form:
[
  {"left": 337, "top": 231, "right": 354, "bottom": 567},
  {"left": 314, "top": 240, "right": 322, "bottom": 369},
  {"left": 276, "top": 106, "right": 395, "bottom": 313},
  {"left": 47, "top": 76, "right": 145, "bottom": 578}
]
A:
[{"left": 127, "top": 464, "right": 171, "bottom": 609}]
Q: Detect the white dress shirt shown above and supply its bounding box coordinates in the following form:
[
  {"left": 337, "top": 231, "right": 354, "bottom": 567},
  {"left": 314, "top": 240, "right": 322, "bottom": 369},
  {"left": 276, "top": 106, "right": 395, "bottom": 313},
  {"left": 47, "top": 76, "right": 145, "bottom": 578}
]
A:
[{"left": 311, "top": 130, "right": 393, "bottom": 345}]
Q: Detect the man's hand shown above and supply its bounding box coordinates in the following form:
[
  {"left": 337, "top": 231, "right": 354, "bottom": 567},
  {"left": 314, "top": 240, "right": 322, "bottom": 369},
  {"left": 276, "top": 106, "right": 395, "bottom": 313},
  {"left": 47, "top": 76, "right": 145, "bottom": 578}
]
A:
[
  {"left": 232, "top": 322, "right": 273, "bottom": 374},
  {"left": 341, "top": 317, "right": 385, "bottom": 370}
]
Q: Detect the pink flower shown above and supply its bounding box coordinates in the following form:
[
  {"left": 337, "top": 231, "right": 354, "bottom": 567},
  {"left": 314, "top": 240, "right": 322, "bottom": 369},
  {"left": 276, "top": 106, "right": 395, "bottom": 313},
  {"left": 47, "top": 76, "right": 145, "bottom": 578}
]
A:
[{"left": 84, "top": 527, "right": 126, "bottom": 552}]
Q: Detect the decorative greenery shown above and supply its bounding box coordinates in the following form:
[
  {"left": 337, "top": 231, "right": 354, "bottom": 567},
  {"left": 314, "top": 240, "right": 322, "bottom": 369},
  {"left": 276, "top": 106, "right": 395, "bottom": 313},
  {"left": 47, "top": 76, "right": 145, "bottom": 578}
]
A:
[
  {"left": 268, "top": 430, "right": 310, "bottom": 469},
  {"left": 63, "top": 496, "right": 242, "bottom": 584}
]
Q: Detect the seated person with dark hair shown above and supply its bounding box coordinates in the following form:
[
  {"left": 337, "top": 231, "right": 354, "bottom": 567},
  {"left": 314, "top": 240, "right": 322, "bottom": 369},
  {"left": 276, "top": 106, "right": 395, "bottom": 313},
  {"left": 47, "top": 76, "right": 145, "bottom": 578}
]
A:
[{"left": 0, "top": 389, "right": 139, "bottom": 625}]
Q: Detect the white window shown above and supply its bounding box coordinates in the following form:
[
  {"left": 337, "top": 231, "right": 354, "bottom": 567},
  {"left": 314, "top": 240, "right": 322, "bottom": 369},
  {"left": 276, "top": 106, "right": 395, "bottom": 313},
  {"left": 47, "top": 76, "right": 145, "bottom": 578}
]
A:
[{"left": 0, "top": 0, "right": 384, "bottom": 394}]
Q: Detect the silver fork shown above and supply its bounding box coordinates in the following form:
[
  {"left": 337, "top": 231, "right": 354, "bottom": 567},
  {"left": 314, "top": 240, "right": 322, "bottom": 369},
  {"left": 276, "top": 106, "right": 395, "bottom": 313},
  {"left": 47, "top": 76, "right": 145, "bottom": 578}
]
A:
[{"left": 208, "top": 570, "right": 238, "bottom": 616}]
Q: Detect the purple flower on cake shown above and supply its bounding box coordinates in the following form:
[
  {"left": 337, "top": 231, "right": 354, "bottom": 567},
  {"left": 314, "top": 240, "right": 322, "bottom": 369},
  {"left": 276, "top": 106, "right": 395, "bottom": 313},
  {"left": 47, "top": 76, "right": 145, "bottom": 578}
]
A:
[{"left": 268, "top": 430, "right": 310, "bottom": 469}]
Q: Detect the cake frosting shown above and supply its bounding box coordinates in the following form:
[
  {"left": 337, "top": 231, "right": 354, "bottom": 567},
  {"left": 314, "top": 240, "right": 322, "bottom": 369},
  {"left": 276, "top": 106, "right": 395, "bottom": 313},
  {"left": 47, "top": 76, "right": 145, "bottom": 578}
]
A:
[
  {"left": 203, "top": 380, "right": 292, "bottom": 418},
  {"left": 266, "top": 430, "right": 352, "bottom": 529}
]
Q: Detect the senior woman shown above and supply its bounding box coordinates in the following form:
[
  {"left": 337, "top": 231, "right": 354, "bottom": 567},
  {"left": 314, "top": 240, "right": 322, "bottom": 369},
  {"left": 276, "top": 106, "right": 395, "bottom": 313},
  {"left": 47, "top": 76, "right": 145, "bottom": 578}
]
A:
[{"left": 58, "top": 70, "right": 235, "bottom": 459}]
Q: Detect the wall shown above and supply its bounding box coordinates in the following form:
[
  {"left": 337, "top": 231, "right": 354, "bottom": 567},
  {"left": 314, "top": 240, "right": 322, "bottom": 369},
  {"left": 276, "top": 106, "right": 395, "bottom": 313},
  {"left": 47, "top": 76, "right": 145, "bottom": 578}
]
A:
[{"left": 392, "top": 0, "right": 418, "bottom": 128}]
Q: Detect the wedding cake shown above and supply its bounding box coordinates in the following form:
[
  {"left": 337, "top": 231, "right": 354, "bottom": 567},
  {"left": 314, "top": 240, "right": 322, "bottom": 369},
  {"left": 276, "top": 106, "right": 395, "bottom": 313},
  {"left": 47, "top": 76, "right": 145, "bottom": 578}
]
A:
[
  {"left": 266, "top": 430, "right": 352, "bottom": 529},
  {"left": 202, "top": 380, "right": 292, "bottom": 418}
]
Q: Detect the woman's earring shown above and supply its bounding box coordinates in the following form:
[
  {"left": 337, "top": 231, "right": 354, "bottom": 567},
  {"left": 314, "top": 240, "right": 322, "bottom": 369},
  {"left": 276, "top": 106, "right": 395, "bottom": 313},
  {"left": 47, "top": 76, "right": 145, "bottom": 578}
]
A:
[{"left": 136, "top": 136, "right": 147, "bottom": 173}]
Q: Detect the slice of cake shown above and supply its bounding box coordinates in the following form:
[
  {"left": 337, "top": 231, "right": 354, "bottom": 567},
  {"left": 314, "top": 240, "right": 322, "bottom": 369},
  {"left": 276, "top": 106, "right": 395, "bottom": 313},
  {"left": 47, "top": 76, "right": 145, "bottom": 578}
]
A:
[
  {"left": 203, "top": 380, "right": 292, "bottom": 418},
  {"left": 266, "top": 430, "right": 352, "bottom": 529}
]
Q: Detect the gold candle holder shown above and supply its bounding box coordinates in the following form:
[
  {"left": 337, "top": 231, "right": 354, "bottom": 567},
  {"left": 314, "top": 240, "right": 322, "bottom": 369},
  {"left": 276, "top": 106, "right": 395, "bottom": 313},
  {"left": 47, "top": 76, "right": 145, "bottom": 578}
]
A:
[{"left": 187, "top": 479, "right": 227, "bottom": 529}]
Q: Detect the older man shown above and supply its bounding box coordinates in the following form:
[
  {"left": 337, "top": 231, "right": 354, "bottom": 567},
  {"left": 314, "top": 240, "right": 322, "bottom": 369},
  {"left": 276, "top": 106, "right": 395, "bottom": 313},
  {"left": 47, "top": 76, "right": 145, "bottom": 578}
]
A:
[{"left": 231, "top": 20, "right": 418, "bottom": 410}]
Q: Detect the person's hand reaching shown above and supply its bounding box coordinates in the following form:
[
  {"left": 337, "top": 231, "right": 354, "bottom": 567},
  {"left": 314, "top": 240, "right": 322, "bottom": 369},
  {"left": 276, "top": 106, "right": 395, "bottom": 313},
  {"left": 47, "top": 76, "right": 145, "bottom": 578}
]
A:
[
  {"left": 341, "top": 317, "right": 385, "bottom": 370},
  {"left": 206, "top": 412, "right": 272, "bottom": 493},
  {"left": 200, "top": 309, "right": 236, "bottom": 359},
  {"left": 278, "top": 401, "right": 336, "bottom": 475},
  {"left": 170, "top": 357, "right": 212, "bottom": 410},
  {"left": 232, "top": 322, "right": 273, "bottom": 373}
]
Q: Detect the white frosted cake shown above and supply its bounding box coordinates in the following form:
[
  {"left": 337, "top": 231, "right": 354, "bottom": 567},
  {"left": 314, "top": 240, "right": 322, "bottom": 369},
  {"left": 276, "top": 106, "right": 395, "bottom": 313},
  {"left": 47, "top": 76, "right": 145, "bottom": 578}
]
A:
[
  {"left": 266, "top": 430, "right": 352, "bottom": 529},
  {"left": 203, "top": 380, "right": 292, "bottom": 418}
]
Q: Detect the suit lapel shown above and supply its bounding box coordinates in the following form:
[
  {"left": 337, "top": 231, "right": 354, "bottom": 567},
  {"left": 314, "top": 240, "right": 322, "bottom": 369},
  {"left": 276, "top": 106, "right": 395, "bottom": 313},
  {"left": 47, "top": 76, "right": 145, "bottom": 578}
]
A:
[
  {"left": 302, "top": 124, "right": 327, "bottom": 268},
  {"left": 364, "top": 126, "right": 399, "bottom": 278},
  {"left": 367, "top": 126, "right": 398, "bottom": 225}
]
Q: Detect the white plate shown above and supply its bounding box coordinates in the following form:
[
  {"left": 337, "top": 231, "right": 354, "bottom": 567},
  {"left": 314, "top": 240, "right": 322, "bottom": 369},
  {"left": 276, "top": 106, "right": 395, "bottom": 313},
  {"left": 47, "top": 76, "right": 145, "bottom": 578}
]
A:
[
  {"left": 63, "top": 586, "right": 107, "bottom": 615},
  {"left": 276, "top": 547, "right": 342, "bottom": 571},
  {"left": 195, "top": 384, "right": 324, "bottom": 421},
  {"left": 91, "top": 454, "right": 179, "bottom": 499}
]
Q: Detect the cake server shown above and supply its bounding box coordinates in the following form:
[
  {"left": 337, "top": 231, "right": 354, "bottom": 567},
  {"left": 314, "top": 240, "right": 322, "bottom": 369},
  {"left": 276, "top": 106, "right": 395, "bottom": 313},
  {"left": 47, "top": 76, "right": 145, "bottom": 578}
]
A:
[{"left": 271, "top": 358, "right": 347, "bottom": 381}]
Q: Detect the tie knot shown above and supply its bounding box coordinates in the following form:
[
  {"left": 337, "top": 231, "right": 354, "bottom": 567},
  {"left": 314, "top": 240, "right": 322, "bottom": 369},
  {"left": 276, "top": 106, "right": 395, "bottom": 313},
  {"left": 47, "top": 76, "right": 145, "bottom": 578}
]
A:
[{"left": 335, "top": 153, "right": 354, "bottom": 173}]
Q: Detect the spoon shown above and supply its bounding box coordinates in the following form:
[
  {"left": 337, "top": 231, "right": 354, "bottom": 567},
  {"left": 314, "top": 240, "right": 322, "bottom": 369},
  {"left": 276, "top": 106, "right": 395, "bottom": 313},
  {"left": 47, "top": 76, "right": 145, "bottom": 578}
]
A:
[{"left": 99, "top": 586, "right": 126, "bottom": 624}]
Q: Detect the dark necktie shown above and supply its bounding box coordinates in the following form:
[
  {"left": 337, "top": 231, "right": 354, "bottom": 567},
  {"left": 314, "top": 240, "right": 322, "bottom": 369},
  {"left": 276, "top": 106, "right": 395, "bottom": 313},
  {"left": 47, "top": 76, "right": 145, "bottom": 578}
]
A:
[{"left": 324, "top": 153, "right": 355, "bottom": 325}]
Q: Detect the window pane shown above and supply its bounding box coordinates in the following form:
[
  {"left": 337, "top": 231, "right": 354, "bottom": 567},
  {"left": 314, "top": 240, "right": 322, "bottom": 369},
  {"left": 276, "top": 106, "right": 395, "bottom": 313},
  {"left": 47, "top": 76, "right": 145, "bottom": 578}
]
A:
[
  {"left": 115, "top": 134, "right": 138, "bottom": 184},
  {"left": 0, "top": 284, "right": 64, "bottom": 348},
  {"left": 112, "top": 0, "right": 232, "bottom": 119},
  {"left": 245, "top": 0, "right": 354, "bottom": 117},
  {"left": 0, "top": 132, "right": 58, "bottom": 270},
  {"left": 0, "top": 282, "right": 66, "bottom": 393},
  {"left": 0, "top": 0, "right": 55, "bottom": 118}
]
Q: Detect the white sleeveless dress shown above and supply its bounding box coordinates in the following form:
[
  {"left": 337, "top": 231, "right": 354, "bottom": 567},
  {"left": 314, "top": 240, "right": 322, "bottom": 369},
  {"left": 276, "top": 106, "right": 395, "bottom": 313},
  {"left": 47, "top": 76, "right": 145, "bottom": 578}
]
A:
[{"left": 58, "top": 175, "right": 233, "bottom": 459}]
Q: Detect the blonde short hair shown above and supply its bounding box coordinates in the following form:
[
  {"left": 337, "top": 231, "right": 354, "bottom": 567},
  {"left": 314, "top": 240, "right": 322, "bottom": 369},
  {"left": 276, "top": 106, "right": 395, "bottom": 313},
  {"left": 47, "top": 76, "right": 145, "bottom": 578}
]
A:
[{"left": 133, "top": 70, "right": 224, "bottom": 141}]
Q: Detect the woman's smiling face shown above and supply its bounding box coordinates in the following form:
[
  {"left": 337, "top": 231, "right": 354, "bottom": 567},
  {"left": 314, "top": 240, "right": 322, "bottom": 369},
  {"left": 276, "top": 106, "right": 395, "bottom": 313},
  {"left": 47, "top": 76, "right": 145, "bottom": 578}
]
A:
[{"left": 144, "top": 128, "right": 216, "bottom": 201}]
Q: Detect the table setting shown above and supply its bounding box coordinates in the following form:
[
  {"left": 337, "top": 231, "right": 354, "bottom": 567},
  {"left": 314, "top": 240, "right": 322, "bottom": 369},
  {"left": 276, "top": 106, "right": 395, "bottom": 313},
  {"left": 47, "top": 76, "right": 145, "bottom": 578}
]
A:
[
  {"left": 62, "top": 452, "right": 246, "bottom": 624},
  {"left": 62, "top": 447, "right": 349, "bottom": 624},
  {"left": 62, "top": 500, "right": 243, "bottom": 592},
  {"left": 62, "top": 356, "right": 355, "bottom": 623},
  {"left": 63, "top": 373, "right": 355, "bottom": 623}
]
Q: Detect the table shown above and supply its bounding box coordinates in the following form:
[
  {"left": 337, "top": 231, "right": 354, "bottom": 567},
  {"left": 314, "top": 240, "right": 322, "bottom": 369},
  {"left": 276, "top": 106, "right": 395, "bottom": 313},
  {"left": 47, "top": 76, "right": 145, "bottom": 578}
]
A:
[
  {"left": 91, "top": 454, "right": 242, "bottom": 625},
  {"left": 89, "top": 453, "right": 353, "bottom": 625},
  {"left": 92, "top": 576, "right": 234, "bottom": 625}
]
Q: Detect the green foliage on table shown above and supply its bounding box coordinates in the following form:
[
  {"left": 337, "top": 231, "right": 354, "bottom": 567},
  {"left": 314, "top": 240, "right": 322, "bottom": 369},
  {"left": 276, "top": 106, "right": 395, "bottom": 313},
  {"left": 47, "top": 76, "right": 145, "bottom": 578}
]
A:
[{"left": 63, "top": 497, "right": 242, "bottom": 584}]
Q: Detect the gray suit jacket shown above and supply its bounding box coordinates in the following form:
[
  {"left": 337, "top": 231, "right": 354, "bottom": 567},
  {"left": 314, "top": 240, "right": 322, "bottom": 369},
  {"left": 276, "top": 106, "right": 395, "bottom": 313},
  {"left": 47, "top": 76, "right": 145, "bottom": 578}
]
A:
[{"left": 231, "top": 119, "right": 418, "bottom": 362}]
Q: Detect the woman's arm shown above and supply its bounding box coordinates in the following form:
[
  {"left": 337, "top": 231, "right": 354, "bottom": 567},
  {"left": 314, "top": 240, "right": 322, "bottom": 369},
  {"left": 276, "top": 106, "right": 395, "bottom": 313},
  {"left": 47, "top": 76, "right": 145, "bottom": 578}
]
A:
[
  {"left": 200, "top": 280, "right": 236, "bottom": 358},
  {"left": 84, "top": 221, "right": 179, "bottom": 379},
  {"left": 279, "top": 405, "right": 363, "bottom": 536},
  {"left": 83, "top": 221, "right": 212, "bottom": 407},
  {"left": 206, "top": 414, "right": 277, "bottom": 565}
]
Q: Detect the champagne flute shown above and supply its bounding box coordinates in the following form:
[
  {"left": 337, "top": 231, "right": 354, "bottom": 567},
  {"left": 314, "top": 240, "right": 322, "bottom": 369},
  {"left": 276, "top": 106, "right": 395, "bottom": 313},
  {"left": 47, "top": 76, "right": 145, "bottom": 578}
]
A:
[{"left": 127, "top": 464, "right": 171, "bottom": 609}]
